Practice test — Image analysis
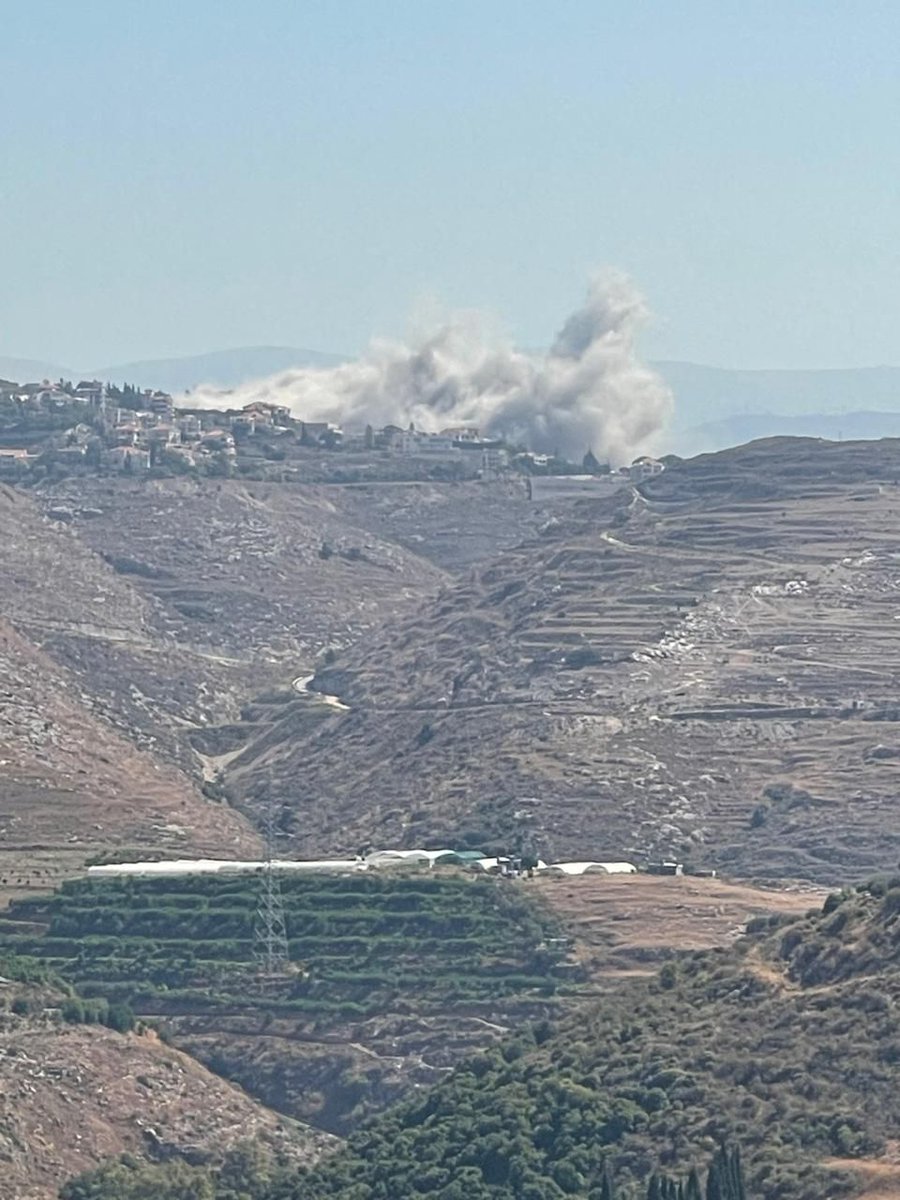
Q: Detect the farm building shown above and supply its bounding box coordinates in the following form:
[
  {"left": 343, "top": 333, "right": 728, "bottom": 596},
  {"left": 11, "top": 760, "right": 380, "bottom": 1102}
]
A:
[
  {"left": 537, "top": 861, "right": 637, "bottom": 877},
  {"left": 365, "top": 848, "right": 458, "bottom": 869}
]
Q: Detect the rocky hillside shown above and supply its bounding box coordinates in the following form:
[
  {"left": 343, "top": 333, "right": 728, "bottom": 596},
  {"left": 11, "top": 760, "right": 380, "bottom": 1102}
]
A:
[
  {"left": 35, "top": 476, "right": 450, "bottom": 670},
  {"left": 0, "top": 964, "right": 330, "bottom": 1200},
  {"left": 0, "top": 616, "right": 255, "bottom": 889},
  {"left": 0, "top": 484, "right": 260, "bottom": 891},
  {"left": 227, "top": 438, "right": 900, "bottom": 883},
  {"left": 1, "top": 476, "right": 545, "bottom": 886}
]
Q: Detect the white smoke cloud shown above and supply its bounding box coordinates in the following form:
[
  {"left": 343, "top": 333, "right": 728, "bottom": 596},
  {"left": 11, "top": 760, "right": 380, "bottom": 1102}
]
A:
[{"left": 188, "top": 273, "right": 672, "bottom": 462}]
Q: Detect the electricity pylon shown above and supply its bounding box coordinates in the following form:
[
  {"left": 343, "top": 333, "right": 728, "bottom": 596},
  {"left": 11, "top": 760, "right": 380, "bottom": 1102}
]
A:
[{"left": 253, "top": 801, "right": 290, "bottom": 980}]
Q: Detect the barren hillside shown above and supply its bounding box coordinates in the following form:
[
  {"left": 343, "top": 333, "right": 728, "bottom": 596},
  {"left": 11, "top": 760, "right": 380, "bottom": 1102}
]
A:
[
  {"left": 35, "top": 476, "right": 450, "bottom": 664},
  {"left": 227, "top": 438, "right": 900, "bottom": 884},
  {"left": 0, "top": 485, "right": 260, "bottom": 889},
  {"left": 0, "top": 617, "right": 256, "bottom": 895},
  {"left": 0, "top": 474, "right": 544, "bottom": 884},
  {"left": 0, "top": 988, "right": 330, "bottom": 1200}
]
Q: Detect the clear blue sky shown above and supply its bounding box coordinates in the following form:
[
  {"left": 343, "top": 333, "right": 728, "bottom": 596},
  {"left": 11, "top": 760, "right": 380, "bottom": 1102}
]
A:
[{"left": 2, "top": 0, "right": 898, "bottom": 369}]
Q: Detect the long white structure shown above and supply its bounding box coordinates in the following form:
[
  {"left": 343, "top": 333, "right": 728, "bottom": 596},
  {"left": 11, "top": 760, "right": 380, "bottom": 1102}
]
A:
[
  {"left": 87, "top": 857, "right": 366, "bottom": 878},
  {"left": 537, "top": 861, "right": 637, "bottom": 877},
  {"left": 86, "top": 851, "right": 640, "bottom": 879},
  {"left": 88, "top": 848, "right": 461, "bottom": 878},
  {"left": 364, "top": 849, "right": 457, "bottom": 869}
]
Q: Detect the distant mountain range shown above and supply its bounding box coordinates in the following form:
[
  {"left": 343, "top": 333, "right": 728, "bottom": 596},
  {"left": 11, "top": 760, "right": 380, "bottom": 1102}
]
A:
[
  {"left": 656, "top": 360, "right": 900, "bottom": 452},
  {"left": 2, "top": 347, "right": 898, "bottom": 454},
  {"left": 0, "top": 346, "right": 344, "bottom": 395},
  {"left": 656, "top": 361, "right": 900, "bottom": 427},
  {"left": 91, "top": 345, "right": 345, "bottom": 393},
  {"left": 672, "top": 409, "right": 900, "bottom": 456}
]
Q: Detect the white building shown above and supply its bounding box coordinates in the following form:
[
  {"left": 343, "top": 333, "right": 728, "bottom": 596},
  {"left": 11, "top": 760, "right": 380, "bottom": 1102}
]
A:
[
  {"left": 629, "top": 457, "right": 664, "bottom": 483},
  {"left": 537, "top": 861, "right": 638, "bottom": 877}
]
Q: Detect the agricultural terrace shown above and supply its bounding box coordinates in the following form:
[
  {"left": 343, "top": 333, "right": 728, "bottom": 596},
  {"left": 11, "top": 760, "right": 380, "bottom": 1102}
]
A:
[{"left": 1, "top": 872, "right": 570, "bottom": 1022}]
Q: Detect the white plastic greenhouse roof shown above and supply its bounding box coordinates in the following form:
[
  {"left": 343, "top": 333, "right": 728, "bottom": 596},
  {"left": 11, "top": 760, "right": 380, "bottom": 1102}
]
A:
[{"left": 538, "top": 861, "right": 637, "bottom": 876}]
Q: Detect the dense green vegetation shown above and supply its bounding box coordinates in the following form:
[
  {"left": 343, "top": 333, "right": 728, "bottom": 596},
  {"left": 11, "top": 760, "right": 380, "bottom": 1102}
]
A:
[
  {"left": 60, "top": 1143, "right": 293, "bottom": 1200},
  {"left": 38, "top": 877, "right": 900, "bottom": 1200},
  {"left": 267, "top": 881, "right": 898, "bottom": 1200},
  {"left": 4, "top": 872, "right": 567, "bottom": 1022},
  {"left": 60, "top": 1142, "right": 749, "bottom": 1200}
]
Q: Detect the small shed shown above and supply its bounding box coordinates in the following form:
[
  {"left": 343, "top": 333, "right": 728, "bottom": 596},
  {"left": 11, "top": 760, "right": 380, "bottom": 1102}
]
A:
[{"left": 647, "top": 860, "right": 684, "bottom": 876}]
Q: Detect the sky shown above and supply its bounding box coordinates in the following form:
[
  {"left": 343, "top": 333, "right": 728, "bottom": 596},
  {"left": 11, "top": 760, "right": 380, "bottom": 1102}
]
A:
[{"left": 2, "top": 0, "right": 898, "bottom": 370}]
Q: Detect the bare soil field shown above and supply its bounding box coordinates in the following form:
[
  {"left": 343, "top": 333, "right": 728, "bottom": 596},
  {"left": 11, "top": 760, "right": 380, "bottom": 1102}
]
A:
[
  {"left": 532, "top": 872, "right": 827, "bottom": 978},
  {"left": 826, "top": 1145, "right": 900, "bottom": 1200}
]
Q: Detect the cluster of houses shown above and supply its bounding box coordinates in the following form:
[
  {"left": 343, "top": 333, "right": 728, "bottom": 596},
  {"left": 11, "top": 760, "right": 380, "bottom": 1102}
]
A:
[
  {"left": 0, "top": 375, "right": 516, "bottom": 479},
  {"left": 0, "top": 375, "right": 664, "bottom": 486},
  {"left": 0, "top": 378, "right": 343, "bottom": 476}
]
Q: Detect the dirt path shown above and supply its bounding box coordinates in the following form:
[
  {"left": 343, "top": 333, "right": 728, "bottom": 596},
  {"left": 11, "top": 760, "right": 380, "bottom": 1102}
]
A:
[{"left": 826, "top": 1147, "right": 900, "bottom": 1199}]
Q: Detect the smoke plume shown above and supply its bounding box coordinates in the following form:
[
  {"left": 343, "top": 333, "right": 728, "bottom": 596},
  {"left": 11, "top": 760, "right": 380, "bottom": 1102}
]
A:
[{"left": 189, "top": 274, "right": 672, "bottom": 462}]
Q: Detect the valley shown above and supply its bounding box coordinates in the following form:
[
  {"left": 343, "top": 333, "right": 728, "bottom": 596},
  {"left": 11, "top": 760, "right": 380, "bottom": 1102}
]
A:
[
  {"left": 2, "top": 435, "right": 900, "bottom": 1198},
  {"left": 225, "top": 438, "right": 900, "bottom": 884}
]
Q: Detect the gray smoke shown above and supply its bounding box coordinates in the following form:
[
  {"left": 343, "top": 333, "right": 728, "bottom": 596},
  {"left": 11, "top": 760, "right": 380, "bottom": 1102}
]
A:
[{"left": 189, "top": 274, "right": 672, "bottom": 462}]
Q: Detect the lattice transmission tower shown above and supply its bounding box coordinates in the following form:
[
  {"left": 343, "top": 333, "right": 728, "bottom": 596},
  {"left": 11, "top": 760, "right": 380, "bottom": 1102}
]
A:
[{"left": 253, "top": 801, "right": 290, "bottom": 980}]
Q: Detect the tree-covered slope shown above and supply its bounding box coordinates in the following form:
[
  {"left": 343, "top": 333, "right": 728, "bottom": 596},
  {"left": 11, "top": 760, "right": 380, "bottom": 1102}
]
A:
[
  {"left": 278, "top": 879, "right": 900, "bottom": 1200},
  {"left": 4, "top": 872, "right": 568, "bottom": 1135}
]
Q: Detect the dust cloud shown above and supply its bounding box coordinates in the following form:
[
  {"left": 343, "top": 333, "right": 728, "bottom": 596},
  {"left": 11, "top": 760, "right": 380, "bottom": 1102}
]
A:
[{"left": 189, "top": 274, "right": 672, "bottom": 461}]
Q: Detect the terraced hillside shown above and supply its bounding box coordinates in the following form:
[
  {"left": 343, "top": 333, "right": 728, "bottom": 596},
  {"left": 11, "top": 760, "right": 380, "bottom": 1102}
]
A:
[
  {"left": 286, "top": 877, "right": 900, "bottom": 1200},
  {"left": 3, "top": 872, "right": 568, "bottom": 1133},
  {"left": 227, "top": 438, "right": 900, "bottom": 883}
]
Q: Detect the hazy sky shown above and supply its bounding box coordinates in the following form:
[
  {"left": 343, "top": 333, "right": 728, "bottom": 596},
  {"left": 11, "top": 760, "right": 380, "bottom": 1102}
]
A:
[{"left": 3, "top": 1, "right": 898, "bottom": 370}]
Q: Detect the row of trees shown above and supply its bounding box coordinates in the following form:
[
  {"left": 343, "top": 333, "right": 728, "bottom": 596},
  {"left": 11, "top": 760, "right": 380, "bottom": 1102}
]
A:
[
  {"left": 644, "top": 1146, "right": 746, "bottom": 1200},
  {"left": 60, "top": 1143, "right": 748, "bottom": 1200}
]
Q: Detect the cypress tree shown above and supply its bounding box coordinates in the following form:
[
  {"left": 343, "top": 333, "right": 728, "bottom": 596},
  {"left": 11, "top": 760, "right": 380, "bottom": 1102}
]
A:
[
  {"left": 685, "top": 1166, "right": 703, "bottom": 1200},
  {"left": 729, "top": 1145, "right": 746, "bottom": 1200},
  {"left": 706, "top": 1143, "right": 746, "bottom": 1200},
  {"left": 706, "top": 1145, "right": 727, "bottom": 1200},
  {"left": 600, "top": 1160, "right": 616, "bottom": 1200}
]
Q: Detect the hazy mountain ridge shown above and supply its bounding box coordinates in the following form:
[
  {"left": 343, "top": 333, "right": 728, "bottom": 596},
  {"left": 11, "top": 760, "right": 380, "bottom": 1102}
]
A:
[
  {"left": 0, "top": 346, "right": 345, "bottom": 393},
  {"left": 3, "top": 350, "right": 899, "bottom": 455},
  {"left": 674, "top": 409, "right": 900, "bottom": 455},
  {"left": 658, "top": 360, "right": 900, "bottom": 429}
]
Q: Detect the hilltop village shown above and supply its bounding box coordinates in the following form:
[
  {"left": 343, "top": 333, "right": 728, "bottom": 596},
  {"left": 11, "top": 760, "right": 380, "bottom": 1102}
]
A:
[{"left": 0, "top": 375, "right": 666, "bottom": 486}]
